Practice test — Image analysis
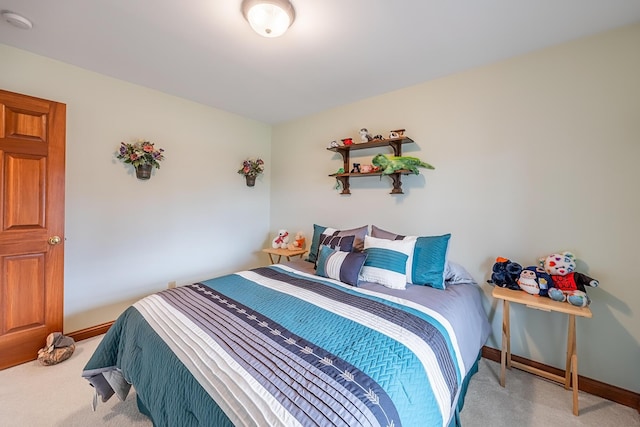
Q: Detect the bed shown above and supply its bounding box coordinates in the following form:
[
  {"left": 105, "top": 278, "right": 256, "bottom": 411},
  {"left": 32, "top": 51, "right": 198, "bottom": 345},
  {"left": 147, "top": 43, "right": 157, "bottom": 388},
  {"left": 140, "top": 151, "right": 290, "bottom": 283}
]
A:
[{"left": 83, "top": 228, "right": 490, "bottom": 427}]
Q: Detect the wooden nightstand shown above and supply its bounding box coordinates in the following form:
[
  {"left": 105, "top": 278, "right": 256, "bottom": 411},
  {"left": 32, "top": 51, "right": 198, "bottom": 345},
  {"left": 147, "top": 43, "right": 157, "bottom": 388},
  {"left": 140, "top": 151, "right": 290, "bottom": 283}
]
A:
[
  {"left": 262, "top": 247, "right": 307, "bottom": 264},
  {"left": 492, "top": 286, "right": 592, "bottom": 416}
]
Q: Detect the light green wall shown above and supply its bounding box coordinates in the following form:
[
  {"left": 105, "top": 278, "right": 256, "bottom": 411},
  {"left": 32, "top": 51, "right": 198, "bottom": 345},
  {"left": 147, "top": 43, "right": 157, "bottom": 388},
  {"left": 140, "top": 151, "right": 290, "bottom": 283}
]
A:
[
  {"left": 0, "top": 44, "right": 272, "bottom": 332},
  {"left": 271, "top": 24, "right": 640, "bottom": 393}
]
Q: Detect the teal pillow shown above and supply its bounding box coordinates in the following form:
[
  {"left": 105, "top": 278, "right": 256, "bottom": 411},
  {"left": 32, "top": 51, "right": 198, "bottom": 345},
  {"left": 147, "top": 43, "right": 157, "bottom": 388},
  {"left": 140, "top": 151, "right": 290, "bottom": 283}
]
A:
[
  {"left": 411, "top": 234, "right": 451, "bottom": 289},
  {"left": 307, "top": 224, "right": 327, "bottom": 263}
]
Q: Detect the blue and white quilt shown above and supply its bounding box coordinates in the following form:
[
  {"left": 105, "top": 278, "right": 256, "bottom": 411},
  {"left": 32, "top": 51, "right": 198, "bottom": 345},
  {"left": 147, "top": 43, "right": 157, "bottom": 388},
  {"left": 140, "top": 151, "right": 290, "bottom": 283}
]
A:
[{"left": 83, "top": 264, "right": 489, "bottom": 427}]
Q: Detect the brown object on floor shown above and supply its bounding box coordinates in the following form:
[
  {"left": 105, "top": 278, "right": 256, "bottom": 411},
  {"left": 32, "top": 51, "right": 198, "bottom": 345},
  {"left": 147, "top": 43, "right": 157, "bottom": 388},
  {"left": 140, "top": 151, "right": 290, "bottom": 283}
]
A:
[{"left": 37, "top": 332, "right": 76, "bottom": 366}]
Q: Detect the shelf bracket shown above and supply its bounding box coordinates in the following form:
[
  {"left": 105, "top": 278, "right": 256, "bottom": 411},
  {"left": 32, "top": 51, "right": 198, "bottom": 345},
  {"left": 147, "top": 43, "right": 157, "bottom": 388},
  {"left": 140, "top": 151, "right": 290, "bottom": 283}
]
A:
[
  {"left": 336, "top": 176, "right": 350, "bottom": 195},
  {"left": 389, "top": 141, "right": 402, "bottom": 157},
  {"left": 389, "top": 173, "right": 403, "bottom": 194}
]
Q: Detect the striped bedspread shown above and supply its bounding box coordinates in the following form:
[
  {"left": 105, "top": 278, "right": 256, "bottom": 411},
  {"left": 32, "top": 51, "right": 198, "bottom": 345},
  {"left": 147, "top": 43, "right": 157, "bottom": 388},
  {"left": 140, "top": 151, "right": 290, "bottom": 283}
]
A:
[{"left": 83, "top": 265, "right": 468, "bottom": 427}]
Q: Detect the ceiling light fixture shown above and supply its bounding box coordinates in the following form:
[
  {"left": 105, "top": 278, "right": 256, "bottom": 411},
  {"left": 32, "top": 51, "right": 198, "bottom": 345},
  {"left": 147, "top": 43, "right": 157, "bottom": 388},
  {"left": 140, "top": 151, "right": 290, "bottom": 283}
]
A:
[
  {"left": 241, "top": 0, "right": 295, "bottom": 38},
  {"left": 1, "top": 11, "right": 33, "bottom": 30}
]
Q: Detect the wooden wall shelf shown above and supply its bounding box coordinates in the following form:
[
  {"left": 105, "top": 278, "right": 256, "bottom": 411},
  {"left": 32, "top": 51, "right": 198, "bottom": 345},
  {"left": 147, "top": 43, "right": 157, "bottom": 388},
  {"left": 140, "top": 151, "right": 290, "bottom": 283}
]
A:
[{"left": 327, "top": 137, "right": 414, "bottom": 194}]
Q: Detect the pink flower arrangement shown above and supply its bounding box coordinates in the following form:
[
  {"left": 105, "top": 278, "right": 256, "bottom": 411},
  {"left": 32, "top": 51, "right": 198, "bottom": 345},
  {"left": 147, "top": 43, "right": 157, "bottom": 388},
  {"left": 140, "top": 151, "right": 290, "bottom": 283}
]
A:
[
  {"left": 117, "top": 140, "right": 165, "bottom": 169},
  {"left": 237, "top": 158, "right": 264, "bottom": 177}
]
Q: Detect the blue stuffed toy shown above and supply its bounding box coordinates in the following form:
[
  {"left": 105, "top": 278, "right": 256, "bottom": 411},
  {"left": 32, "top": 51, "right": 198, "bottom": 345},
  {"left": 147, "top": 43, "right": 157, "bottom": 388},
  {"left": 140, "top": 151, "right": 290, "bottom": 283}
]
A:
[
  {"left": 488, "top": 257, "right": 523, "bottom": 290},
  {"left": 517, "top": 266, "right": 554, "bottom": 296}
]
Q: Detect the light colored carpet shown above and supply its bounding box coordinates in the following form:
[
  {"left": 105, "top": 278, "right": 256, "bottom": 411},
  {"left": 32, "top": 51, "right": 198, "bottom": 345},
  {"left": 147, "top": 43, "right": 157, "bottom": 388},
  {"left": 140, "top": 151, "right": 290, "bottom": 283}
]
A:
[{"left": 0, "top": 335, "right": 637, "bottom": 426}]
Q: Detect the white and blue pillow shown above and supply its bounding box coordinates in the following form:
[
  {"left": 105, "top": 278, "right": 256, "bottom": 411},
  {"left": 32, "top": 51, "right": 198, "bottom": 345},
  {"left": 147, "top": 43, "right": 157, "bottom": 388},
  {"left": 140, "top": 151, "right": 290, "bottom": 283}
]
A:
[
  {"left": 316, "top": 245, "right": 368, "bottom": 287},
  {"left": 359, "top": 236, "right": 414, "bottom": 290},
  {"left": 313, "top": 234, "right": 355, "bottom": 267},
  {"left": 371, "top": 225, "right": 451, "bottom": 289}
]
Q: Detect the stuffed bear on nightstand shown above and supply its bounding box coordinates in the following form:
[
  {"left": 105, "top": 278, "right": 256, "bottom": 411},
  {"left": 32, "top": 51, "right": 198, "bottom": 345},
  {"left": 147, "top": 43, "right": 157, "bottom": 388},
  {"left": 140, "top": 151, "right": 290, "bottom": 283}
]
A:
[{"left": 540, "top": 252, "right": 599, "bottom": 307}]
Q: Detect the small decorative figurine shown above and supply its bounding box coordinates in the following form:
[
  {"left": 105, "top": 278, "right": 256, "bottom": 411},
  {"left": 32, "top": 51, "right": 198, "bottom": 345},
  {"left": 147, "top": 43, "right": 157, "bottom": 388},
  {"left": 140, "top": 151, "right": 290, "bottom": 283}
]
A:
[
  {"left": 360, "top": 164, "right": 373, "bottom": 173},
  {"left": 329, "top": 140, "right": 339, "bottom": 148},
  {"left": 372, "top": 134, "right": 384, "bottom": 141},
  {"left": 388, "top": 131, "right": 399, "bottom": 139},
  {"left": 359, "top": 128, "right": 373, "bottom": 143},
  {"left": 341, "top": 138, "right": 353, "bottom": 145},
  {"left": 350, "top": 163, "right": 361, "bottom": 173},
  {"left": 391, "top": 129, "right": 406, "bottom": 137}
]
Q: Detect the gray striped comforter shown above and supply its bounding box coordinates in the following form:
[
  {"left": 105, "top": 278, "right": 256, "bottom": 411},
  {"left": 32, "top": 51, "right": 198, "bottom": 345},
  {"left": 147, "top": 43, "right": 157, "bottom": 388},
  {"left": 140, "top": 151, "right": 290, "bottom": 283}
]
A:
[{"left": 83, "top": 264, "right": 489, "bottom": 427}]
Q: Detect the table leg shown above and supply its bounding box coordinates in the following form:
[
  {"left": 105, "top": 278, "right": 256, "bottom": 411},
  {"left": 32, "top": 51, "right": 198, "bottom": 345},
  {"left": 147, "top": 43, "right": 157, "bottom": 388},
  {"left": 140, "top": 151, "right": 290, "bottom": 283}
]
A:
[
  {"left": 506, "top": 300, "right": 511, "bottom": 369},
  {"left": 572, "top": 354, "right": 579, "bottom": 416},
  {"left": 500, "top": 299, "right": 510, "bottom": 387},
  {"left": 565, "top": 314, "right": 576, "bottom": 389}
]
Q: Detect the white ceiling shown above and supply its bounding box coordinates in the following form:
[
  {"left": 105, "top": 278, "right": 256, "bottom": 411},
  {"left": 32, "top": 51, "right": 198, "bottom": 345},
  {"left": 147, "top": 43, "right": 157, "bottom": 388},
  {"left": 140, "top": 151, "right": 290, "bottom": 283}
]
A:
[{"left": 1, "top": 1, "right": 639, "bottom": 124}]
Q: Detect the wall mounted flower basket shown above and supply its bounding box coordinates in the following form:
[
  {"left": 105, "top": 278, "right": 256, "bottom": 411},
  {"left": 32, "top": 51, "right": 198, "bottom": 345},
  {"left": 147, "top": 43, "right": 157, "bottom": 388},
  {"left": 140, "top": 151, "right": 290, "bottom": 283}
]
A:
[
  {"left": 117, "top": 140, "right": 165, "bottom": 180},
  {"left": 135, "top": 164, "right": 152, "bottom": 180},
  {"left": 238, "top": 158, "right": 264, "bottom": 187}
]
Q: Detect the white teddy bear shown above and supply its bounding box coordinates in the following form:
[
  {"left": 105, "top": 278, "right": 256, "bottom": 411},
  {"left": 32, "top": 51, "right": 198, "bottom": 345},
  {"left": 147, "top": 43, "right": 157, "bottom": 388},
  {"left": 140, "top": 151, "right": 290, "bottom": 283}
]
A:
[{"left": 271, "top": 230, "right": 290, "bottom": 249}]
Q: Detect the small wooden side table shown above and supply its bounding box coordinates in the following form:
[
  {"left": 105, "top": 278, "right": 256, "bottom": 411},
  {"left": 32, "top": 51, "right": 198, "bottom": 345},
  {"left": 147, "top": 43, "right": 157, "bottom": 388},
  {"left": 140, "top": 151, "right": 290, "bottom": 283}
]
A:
[
  {"left": 262, "top": 247, "right": 307, "bottom": 264},
  {"left": 492, "top": 286, "right": 592, "bottom": 416}
]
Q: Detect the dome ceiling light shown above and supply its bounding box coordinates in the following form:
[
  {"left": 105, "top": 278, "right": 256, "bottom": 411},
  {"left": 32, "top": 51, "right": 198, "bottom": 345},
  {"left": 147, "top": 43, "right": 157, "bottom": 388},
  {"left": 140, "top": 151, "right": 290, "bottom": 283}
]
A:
[
  {"left": 1, "top": 11, "right": 33, "bottom": 30},
  {"left": 241, "top": 0, "right": 295, "bottom": 38}
]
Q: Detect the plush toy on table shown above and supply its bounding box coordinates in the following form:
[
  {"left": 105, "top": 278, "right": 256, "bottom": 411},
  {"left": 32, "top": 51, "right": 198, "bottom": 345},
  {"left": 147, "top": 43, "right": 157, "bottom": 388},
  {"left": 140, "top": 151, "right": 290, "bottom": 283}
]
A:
[
  {"left": 539, "top": 251, "right": 599, "bottom": 307},
  {"left": 487, "top": 257, "right": 523, "bottom": 290},
  {"left": 272, "top": 229, "right": 290, "bottom": 249},
  {"left": 287, "top": 231, "right": 306, "bottom": 251},
  {"left": 517, "top": 266, "right": 554, "bottom": 296}
]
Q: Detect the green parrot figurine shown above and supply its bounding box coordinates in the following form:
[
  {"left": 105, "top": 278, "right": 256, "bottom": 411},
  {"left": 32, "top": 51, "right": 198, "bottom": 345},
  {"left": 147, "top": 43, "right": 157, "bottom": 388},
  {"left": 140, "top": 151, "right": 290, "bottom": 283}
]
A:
[{"left": 371, "top": 154, "right": 435, "bottom": 175}]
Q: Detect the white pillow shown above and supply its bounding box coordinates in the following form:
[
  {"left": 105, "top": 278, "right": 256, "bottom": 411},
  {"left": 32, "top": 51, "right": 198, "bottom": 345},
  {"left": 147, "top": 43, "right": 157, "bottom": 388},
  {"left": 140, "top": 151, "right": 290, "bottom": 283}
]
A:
[
  {"left": 359, "top": 236, "right": 415, "bottom": 290},
  {"left": 444, "top": 261, "right": 476, "bottom": 285}
]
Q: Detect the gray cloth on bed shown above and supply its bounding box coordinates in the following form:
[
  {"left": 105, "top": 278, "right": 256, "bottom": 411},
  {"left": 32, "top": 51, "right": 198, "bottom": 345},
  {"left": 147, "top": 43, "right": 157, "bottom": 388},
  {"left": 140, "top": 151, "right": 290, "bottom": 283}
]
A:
[{"left": 83, "top": 366, "right": 131, "bottom": 410}]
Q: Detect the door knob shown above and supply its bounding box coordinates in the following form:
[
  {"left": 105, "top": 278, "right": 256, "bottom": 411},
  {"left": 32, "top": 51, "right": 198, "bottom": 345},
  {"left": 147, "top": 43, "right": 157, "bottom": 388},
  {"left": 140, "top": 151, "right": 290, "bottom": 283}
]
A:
[{"left": 48, "top": 236, "right": 62, "bottom": 245}]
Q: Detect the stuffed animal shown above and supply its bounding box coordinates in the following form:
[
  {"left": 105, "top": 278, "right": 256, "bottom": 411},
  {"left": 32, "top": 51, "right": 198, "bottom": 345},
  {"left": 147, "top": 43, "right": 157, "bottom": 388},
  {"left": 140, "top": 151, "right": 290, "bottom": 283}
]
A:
[
  {"left": 287, "top": 231, "right": 306, "bottom": 250},
  {"left": 272, "top": 230, "right": 290, "bottom": 249},
  {"left": 487, "top": 257, "right": 523, "bottom": 290},
  {"left": 539, "top": 252, "right": 599, "bottom": 307},
  {"left": 517, "top": 266, "right": 554, "bottom": 296},
  {"left": 371, "top": 154, "right": 435, "bottom": 175}
]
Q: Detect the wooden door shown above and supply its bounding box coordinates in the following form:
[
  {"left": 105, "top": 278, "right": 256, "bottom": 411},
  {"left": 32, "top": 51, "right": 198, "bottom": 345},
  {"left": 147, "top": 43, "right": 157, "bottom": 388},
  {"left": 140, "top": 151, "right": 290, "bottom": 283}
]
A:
[{"left": 0, "top": 89, "right": 66, "bottom": 369}]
